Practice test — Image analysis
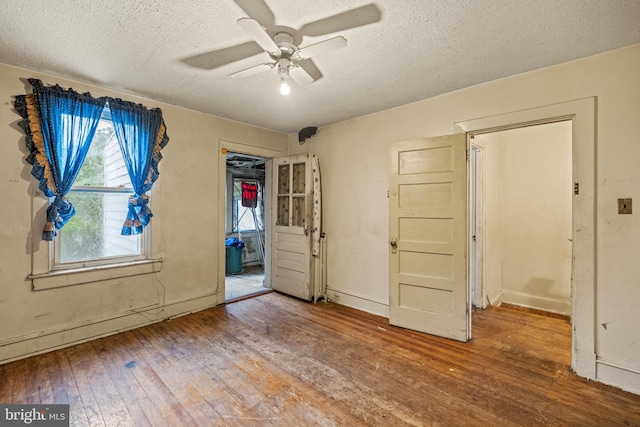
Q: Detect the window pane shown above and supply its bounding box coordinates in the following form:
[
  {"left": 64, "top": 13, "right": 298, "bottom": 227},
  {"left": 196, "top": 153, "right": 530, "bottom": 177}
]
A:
[
  {"left": 278, "top": 165, "right": 290, "bottom": 195},
  {"left": 292, "top": 196, "right": 305, "bottom": 227},
  {"left": 74, "top": 117, "right": 130, "bottom": 188},
  {"left": 60, "top": 191, "right": 140, "bottom": 263},
  {"left": 292, "top": 163, "right": 305, "bottom": 194},
  {"left": 236, "top": 202, "right": 258, "bottom": 231},
  {"left": 277, "top": 196, "right": 289, "bottom": 226},
  {"left": 232, "top": 179, "right": 263, "bottom": 232}
]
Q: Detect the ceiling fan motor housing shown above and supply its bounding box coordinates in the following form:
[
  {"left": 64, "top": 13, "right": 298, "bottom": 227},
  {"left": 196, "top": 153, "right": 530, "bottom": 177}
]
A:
[{"left": 273, "top": 32, "right": 296, "bottom": 57}]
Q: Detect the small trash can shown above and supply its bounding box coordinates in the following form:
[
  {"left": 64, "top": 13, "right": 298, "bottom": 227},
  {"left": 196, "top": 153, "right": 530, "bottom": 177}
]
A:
[{"left": 225, "top": 238, "right": 244, "bottom": 275}]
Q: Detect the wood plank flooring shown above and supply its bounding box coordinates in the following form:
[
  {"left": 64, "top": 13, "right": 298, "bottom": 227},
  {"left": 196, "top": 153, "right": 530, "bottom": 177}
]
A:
[{"left": 1, "top": 292, "right": 639, "bottom": 426}]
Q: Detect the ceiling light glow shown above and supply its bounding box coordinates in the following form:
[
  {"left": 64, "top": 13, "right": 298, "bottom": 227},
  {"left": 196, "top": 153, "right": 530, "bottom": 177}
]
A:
[{"left": 280, "top": 78, "right": 290, "bottom": 95}]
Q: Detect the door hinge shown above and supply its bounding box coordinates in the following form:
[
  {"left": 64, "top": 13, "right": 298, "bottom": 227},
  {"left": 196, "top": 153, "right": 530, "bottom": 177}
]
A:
[
  {"left": 387, "top": 190, "right": 389, "bottom": 198},
  {"left": 574, "top": 182, "right": 579, "bottom": 195}
]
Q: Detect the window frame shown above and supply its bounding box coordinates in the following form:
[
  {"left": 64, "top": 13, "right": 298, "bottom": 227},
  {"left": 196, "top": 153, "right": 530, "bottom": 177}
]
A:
[
  {"left": 52, "top": 187, "right": 149, "bottom": 270},
  {"left": 231, "top": 177, "right": 263, "bottom": 233},
  {"left": 50, "top": 110, "right": 150, "bottom": 271}
]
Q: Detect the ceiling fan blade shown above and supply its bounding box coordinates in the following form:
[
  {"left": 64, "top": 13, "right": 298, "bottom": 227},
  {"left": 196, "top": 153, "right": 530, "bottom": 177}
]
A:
[
  {"left": 299, "top": 4, "right": 382, "bottom": 37},
  {"left": 233, "top": 0, "right": 275, "bottom": 27},
  {"left": 289, "top": 65, "right": 314, "bottom": 85},
  {"left": 237, "top": 18, "right": 280, "bottom": 55},
  {"left": 293, "top": 36, "right": 347, "bottom": 60},
  {"left": 181, "top": 42, "right": 265, "bottom": 70},
  {"left": 229, "top": 62, "right": 274, "bottom": 79},
  {"left": 296, "top": 58, "right": 324, "bottom": 82}
]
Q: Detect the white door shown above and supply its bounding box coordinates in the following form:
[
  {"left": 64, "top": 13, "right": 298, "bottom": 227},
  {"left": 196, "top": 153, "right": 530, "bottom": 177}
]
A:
[
  {"left": 271, "top": 153, "right": 312, "bottom": 300},
  {"left": 389, "top": 134, "right": 469, "bottom": 341}
]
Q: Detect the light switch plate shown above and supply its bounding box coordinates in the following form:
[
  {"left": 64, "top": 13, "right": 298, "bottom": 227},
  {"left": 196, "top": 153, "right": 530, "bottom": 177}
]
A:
[{"left": 618, "top": 198, "right": 632, "bottom": 214}]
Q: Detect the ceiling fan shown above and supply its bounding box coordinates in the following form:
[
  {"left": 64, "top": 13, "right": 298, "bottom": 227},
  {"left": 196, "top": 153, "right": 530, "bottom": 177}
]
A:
[
  {"left": 230, "top": 17, "right": 347, "bottom": 95},
  {"left": 181, "top": 2, "right": 381, "bottom": 95}
]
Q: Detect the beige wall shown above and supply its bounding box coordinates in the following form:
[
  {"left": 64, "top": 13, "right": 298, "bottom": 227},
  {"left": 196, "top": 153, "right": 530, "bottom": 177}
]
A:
[
  {"left": 290, "top": 44, "right": 640, "bottom": 393},
  {"left": 500, "top": 122, "right": 573, "bottom": 313},
  {"left": 474, "top": 123, "right": 573, "bottom": 314},
  {"left": 0, "top": 64, "right": 287, "bottom": 362}
]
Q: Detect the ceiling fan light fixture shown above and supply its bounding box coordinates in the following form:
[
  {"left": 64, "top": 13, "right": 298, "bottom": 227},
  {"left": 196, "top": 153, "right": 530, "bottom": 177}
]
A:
[
  {"left": 280, "top": 76, "right": 290, "bottom": 95},
  {"left": 278, "top": 58, "right": 291, "bottom": 95}
]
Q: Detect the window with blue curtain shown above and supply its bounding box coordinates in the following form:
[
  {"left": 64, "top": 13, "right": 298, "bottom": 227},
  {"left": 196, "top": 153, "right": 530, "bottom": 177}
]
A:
[{"left": 15, "top": 79, "right": 169, "bottom": 267}]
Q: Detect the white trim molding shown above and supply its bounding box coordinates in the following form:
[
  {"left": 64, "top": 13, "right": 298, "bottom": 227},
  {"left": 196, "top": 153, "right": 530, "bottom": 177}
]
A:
[{"left": 28, "top": 258, "right": 163, "bottom": 290}]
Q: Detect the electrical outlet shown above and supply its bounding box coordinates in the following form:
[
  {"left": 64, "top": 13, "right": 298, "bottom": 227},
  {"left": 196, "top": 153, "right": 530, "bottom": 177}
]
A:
[
  {"left": 332, "top": 292, "right": 340, "bottom": 302},
  {"left": 618, "top": 198, "right": 632, "bottom": 214}
]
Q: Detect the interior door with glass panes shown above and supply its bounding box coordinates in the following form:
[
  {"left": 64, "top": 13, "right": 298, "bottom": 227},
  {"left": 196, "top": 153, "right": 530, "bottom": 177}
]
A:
[{"left": 271, "top": 153, "right": 313, "bottom": 300}]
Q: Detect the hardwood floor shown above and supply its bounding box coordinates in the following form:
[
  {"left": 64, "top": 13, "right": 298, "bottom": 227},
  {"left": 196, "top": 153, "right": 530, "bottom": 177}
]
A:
[{"left": 1, "top": 292, "right": 639, "bottom": 426}]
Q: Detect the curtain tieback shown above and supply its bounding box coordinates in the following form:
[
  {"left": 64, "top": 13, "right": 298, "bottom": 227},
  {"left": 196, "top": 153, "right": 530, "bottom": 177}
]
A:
[
  {"left": 43, "top": 196, "right": 75, "bottom": 241},
  {"left": 122, "top": 193, "right": 152, "bottom": 235}
]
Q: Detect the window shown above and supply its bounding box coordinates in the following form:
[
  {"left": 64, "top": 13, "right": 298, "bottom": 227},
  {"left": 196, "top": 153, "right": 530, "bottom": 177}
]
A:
[
  {"left": 232, "top": 178, "right": 263, "bottom": 232},
  {"left": 54, "top": 108, "right": 146, "bottom": 268}
]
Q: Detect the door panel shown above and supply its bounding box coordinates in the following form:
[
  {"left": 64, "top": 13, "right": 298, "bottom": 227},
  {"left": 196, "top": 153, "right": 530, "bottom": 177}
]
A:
[
  {"left": 389, "top": 134, "right": 469, "bottom": 341},
  {"left": 272, "top": 153, "right": 312, "bottom": 300}
]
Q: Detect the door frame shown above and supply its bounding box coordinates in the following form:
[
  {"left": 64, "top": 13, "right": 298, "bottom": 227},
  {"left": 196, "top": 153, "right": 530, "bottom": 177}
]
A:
[
  {"left": 469, "top": 143, "right": 484, "bottom": 310},
  {"left": 454, "top": 97, "right": 596, "bottom": 379},
  {"left": 217, "top": 139, "right": 283, "bottom": 306}
]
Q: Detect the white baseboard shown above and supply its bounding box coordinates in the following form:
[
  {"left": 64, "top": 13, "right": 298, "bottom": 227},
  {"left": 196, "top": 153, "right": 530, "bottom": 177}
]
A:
[
  {"left": 596, "top": 358, "right": 640, "bottom": 395},
  {"left": 499, "top": 290, "right": 571, "bottom": 316},
  {"left": 326, "top": 287, "right": 389, "bottom": 318},
  {"left": 0, "top": 291, "right": 219, "bottom": 365},
  {"left": 487, "top": 290, "right": 504, "bottom": 307}
]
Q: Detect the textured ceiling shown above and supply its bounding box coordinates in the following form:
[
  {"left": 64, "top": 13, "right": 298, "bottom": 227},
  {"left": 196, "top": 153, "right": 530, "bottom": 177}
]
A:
[{"left": 1, "top": 1, "right": 639, "bottom": 133}]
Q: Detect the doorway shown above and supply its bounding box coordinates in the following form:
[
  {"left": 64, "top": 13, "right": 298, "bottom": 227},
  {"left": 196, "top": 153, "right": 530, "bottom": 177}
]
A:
[
  {"left": 224, "top": 151, "right": 269, "bottom": 302},
  {"left": 469, "top": 121, "right": 573, "bottom": 316},
  {"left": 388, "top": 98, "right": 596, "bottom": 378}
]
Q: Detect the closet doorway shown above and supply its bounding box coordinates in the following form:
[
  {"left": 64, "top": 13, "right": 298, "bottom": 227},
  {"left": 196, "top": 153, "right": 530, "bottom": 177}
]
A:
[{"left": 469, "top": 121, "right": 573, "bottom": 316}]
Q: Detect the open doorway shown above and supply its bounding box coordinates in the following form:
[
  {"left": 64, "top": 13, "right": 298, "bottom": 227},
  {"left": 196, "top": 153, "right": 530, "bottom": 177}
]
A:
[
  {"left": 469, "top": 121, "right": 573, "bottom": 317},
  {"left": 224, "top": 152, "right": 270, "bottom": 301},
  {"left": 457, "top": 98, "right": 595, "bottom": 378}
]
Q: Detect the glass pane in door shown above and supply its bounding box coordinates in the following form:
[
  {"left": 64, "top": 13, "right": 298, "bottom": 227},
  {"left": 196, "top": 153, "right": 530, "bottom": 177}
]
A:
[
  {"left": 277, "top": 196, "right": 289, "bottom": 226},
  {"left": 278, "top": 165, "right": 290, "bottom": 194},
  {"left": 292, "top": 163, "right": 305, "bottom": 194},
  {"left": 292, "top": 196, "right": 305, "bottom": 227}
]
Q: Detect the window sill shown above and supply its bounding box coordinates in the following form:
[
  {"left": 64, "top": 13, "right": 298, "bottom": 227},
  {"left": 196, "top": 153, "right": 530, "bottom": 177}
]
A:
[{"left": 28, "top": 258, "right": 163, "bottom": 291}]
